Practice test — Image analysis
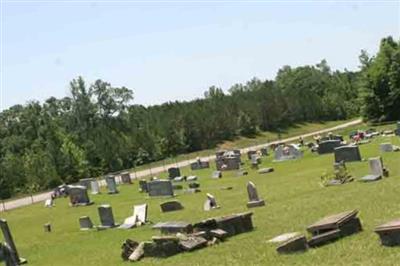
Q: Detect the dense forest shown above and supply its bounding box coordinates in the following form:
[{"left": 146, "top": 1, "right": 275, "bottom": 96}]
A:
[{"left": 0, "top": 36, "right": 399, "bottom": 199}]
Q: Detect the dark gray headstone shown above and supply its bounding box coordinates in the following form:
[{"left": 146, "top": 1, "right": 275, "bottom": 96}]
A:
[
  {"left": 334, "top": 145, "right": 362, "bottom": 163},
  {"left": 168, "top": 167, "right": 181, "bottom": 179},
  {"left": 147, "top": 180, "right": 174, "bottom": 197},
  {"left": 160, "top": 201, "right": 184, "bottom": 212},
  {"left": 68, "top": 185, "right": 93, "bottom": 206},
  {"left": 375, "top": 219, "right": 400, "bottom": 246},
  {"left": 318, "top": 140, "right": 342, "bottom": 154},
  {"left": 105, "top": 175, "right": 119, "bottom": 194},
  {"left": 79, "top": 216, "right": 93, "bottom": 230},
  {"left": 98, "top": 205, "right": 118, "bottom": 229},
  {"left": 308, "top": 229, "right": 341, "bottom": 247},
  {"left": 120, "top": 172, "right": 132, "bottom": 184},
  {"left": 246, "top": 181, "right": 265, "bottom": 208}
]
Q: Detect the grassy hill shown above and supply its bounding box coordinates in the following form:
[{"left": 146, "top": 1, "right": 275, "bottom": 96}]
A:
[{"left": 1, "top": 122, "right": 400, "bottom": 265}]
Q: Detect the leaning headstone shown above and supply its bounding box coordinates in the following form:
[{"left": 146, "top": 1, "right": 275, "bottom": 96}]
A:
[
  {"left": 212, "top": 171, "right": 222, "bottom": 179},
  {"left": 361, "top": 157, "right": 384, "bottom": 182},
  {"left": 0, "top": 219, "right": 27, "bottom": 264},
  {"left": 334, "top": 145, "right": 362, "bottom": 163},
  {"left": 375, "top": 219, "right": 400, "bottom": 246},
  {"left": 120, "top": 172, "right": 132, "bottom": 184},
  {"left": 246, "top": 181, "right": 265, "bottom": 208},
  {"left": 79, "top": 216, "right": 94, "bottom": 230},
  {"left": 119, "top": 204, "right": 148, "bottom": 229},
  {"left": 168, "top": 167, "right": 181, "bottom": 179},
  {"left": 97, "top": 204, "right": 119, "bottom": 229},
  {"left": 203, "top": 193, "right": 219, "bottom": 211},
  {"left": 317, "top": 140, "right": 342, "bottom": 154},
  {"left": 147, "top": 180, "right": 174, "bottom": 197},
  {"left": 90, "top": 180, "right": 100, "bottom": 194},
  {"left": 380, "top": 143, "right": 393, "bottom": 152},
  {"left": 276, "top": 235, "right": 308, "bottom": 254},
  {"left": 160, "top": 200, "right": 184, "bottom": 212},
  {"left": 68, "top": 185, "right": 93, "bottom": 206},
  {"left": 105, "top": 175, "right": 119, "bottom": 194}
]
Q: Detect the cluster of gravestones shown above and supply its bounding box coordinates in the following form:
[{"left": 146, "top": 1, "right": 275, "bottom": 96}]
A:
[
  {"left": 121, "top": 212, "right": 254, "bottom": 262},
  {"left": 215, "top": 150, "right": 242, "bottom": 170}
]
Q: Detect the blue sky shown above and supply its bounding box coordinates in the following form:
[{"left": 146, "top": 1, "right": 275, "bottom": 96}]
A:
[{"left": 1, "top": 1, "right": 399, "bottom": 110}]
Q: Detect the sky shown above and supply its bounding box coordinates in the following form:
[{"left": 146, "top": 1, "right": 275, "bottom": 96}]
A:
[{"left": 1, "top": 1, "right": 399, "bottom": 110}]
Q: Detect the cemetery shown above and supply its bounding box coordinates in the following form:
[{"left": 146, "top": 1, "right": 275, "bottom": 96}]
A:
[{"left": 0, "top": 122, "right": 400, "bottom": 265}]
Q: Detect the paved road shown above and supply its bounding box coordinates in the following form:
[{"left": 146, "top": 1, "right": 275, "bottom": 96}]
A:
[{"left": 0, "top": 118, "right": 362, "bottom": 212}]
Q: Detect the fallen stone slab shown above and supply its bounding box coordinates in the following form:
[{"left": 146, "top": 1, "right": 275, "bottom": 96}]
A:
[
  {"left": 375, "top": 219, "right": 400, "bottom": 246},
  {"left": 258, "top": 168, "right": 274, "bottom": 174},
  {"left": 160, "top": 201, "right": 184, "bottom": 213},
  {"left": 179, "top": 236, "right": 208, "bottom": 251},
  {"left": 276, "top": 235, "right": 308, "bottom": 254},
  {"left": 308, "top": 229, "right": 341, "bottom": 247},
  {"left": 153, "top": 221, "right": 193, "bottom": 234},
  {"left": 268, "top": 232, "right": 301, "bottom": 243}
]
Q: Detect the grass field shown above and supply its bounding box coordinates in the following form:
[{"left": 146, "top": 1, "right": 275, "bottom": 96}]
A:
[{"left": 1, "top": 122, "right": 400, "bottom": 265}]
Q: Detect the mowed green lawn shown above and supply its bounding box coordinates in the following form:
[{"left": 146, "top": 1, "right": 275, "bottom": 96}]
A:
[{"left": 1, "top": 124, "right": 400, "bottom": 265}]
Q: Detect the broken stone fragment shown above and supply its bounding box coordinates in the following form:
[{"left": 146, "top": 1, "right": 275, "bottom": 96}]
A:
[
  {"left": 121, "top": 239, "right": 139, "bottom": 261},
  {"left": 276, "top": 235, "right": 308, "bottom": 254},
  {"left": 128, "top": 242, "right": 145, "bottom": 262},
  {"left": 210, "top": 229, "right": 228, "bottom": 240},
  {"left": 179, "top": 236, "right": 208, "bottom": 251}
]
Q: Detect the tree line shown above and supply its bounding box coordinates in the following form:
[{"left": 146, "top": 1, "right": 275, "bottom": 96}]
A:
[{"left": 0, "top": 36, "right": 398, "bottom": 199}]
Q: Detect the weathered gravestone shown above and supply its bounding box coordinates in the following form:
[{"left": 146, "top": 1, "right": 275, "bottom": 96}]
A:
[
  {"left": 119, "top": 203, "right": 148, "bottom": 229},
  {"left": 0, "top": 219, "right": 27, "bottom": 265},
  {"left": 276, "top": 235, "right": 308, "bottom": 254},
  {"left": 68, "top": 185, "right": 93, "bottom": 206},
  {"left": 190, "top": 160, "right": 210, "bottom": 170},
  {"left": 97, "top": 204, "right": 119, "bottom": 229},
  {"left": 79, "top": 216, "right": 93, "bottom": 230},
  {"left": 260, "top": 147, "right": 268, "bottom": 156},
  {"left": 375, "top": 219, "right": 400, "bottom": 246},
  {"left": 247, "top": 150, "right": 257, "bottom": 160},
  {"left": 90, "top": 180, "right": 100, "bottom": 195},
  {"left": 380, "top": 143, "right": 394, "bottom": 152},
  {"left": 317, "top": 140, "right": 342, "bottom": 154},
  {"left": 105, "top": 175, "right": 119, "bottom": 194},
  {"left": 79, "top": 178, "right": 94, "bottom": 190},
  {"left": 147, "top": 180, "right": 174, "bottom": 197},
  {"left": 160, "top": 200, "right": 184, "bottom": 212},
  {"left": 152, "top": 221, "right": 193, "bottom": 234},
  {"left": 306, "top": 210, "right": 362, "bottom": 247},
  {"left": 120, "top": 172, "right": 132, "bottom": 184},
  {"left": 211, "top": 171, "right": 222, "bottom": 179},
  {"left": 274, "top": 144, "right": 303, "bottom": 161},
  {"left": 246, "top": 181, "right": 265, "bottom": 208},
  {"left": 203, "top": 193, "right": 220, "bottom": 211},
  {"left": 139, "top": 179, "right": 148, "bottom": 193},
  {"left": 215, "top": 151, "right": 241, "bottom": 171},
  {"left": 361, "top": 157, "right": 385, "bottom": 182},
  {"left": 334, "top": 145, "right": 362, "bottom": 163},
  {"left": 168, "top": 167, "right": 181, "bottom": 179},
  {"left": 250, "top": 154, "right": 261, "bottom": 169}
]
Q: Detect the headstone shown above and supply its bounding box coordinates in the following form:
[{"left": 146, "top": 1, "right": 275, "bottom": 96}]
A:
[
  {"left": 214, "top": 212, "right": 253, "bottom": 236},
  {"left": 190, "top": 160, "right": 210, "bottom": 170},
  {"left": 375, "top": 219, "right": 400, "bottom": 246},
  {"left": 43, "top": 223, "right": 51, "bottom": 233},
  {"left": 260, "top": 147, "right": 268, "bottom": 156},
  {"left": 307, "top": 210, "right": 362, "bottom": 240},
  {"left": 334, "top": 145, "right": 362, "bottom": 163},
  {"left": 361, "top": 157, "right": 384, "bottom": 182},
  {"left": 160, "top": 201, "right": 184, "bottom": 212},
  {"left": 147, "top": 180, "right": 174, "bottom": 197},
  {"left": 186, "top": 176, "right": 197, "bottom": 182},
  {"left": 152, "top": 221, "right": 193, "bottom": 234},
  {"left": 139, "top": 179, "right": 148, "bottom": 193},
  {"left": 44, "top": 198, "right": 53, "bottom": 208},
  {"left": 247, "top": 150, "right": 257, "bottom": 160},
  {"left": 380, "top": 143, "right": 394, "bottom": 152},
  {"left": 90, "top": 180, "right": 100, "bottom": 194},
  {"left": 276, "top": 235, "right": 308, "bottom": 254},
  {"left": 105, "top": 175, "right": 119, "bottom": 194},
  {"left": 168, "top": 167, "right": 181, "bottom": 179},
  {"left": 211, "top": 171, "right": 222, "bottom": 179},
  {"left": 79, "top": 178, "right": 94, "bottom": 189},
  {"left": 97, "top": 204, "right": 119, "bottom": 229},
  {"left": 274, "top": 144, "right": 303, "bottom": 161},
  {"left": 317, "top": 140, "right": 342, "bottom": 154},
  {"left": 119, "top": 204, "right": 148, "bottom": 230},
  {"left": 68, "top": 185, "right": 93, "bottom": 206},
  {"left": 120, "top": 172, "right": 132, "bottom": 184},
  {"left": 203, "top": 193, "right": 219, "bottom": 211},
  {"left": 215, "top": 150, "right": 241, "bottom": 170},
  {"left": 246, "top": 181, "right": 265, "bottom": 208},
  {"left": 258, "top": 167, "right": 274, "bottom": 174},
  {"left": 0, "top": 219, "right": 27, "bottom": 264},
  {"left": 79, "top": 216, "right": 93, "bottom": 230},
  {"left": 250, "top": 154, "right": 260, "bottom": 167}
]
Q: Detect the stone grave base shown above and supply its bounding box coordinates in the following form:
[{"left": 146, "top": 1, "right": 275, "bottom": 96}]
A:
[{"left": 247, "top": 200, "right": 265, "bottom": 208}]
